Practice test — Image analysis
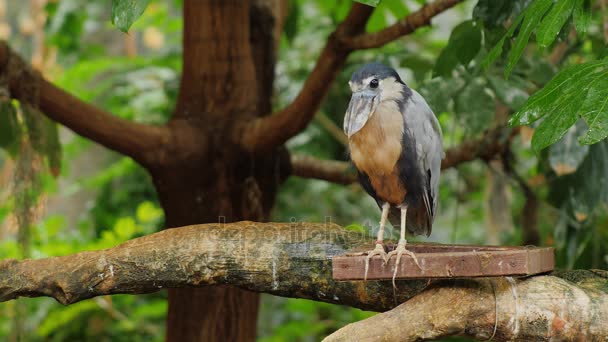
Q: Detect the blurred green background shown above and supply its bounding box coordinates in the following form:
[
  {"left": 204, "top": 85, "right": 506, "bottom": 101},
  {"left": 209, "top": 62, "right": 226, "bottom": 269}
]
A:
[{"left": 0, "top": 0, "right": 607, "bottom": 341}]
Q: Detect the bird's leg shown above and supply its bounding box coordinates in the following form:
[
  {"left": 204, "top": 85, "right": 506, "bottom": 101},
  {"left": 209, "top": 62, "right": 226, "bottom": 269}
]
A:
[
  {"left": 364, "top": 202, "right": 390, "bottom": 281},
  {"left": 386, "top": 205, "right": 421, "bottom": 288}
]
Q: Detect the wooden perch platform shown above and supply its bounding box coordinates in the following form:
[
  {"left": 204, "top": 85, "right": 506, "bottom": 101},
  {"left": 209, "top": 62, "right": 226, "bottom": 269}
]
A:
[{"left": 333, "top": 244, "right": 555, "bottom": 280}]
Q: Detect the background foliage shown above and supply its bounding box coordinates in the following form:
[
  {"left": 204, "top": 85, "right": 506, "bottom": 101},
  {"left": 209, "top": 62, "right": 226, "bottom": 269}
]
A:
[{"left": 0, "top": 0, "right": 607, "bottom": 341}]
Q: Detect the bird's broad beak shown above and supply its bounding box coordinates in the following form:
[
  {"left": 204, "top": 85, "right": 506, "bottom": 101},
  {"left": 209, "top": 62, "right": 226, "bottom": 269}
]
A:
[{"left": 343, "top": 91, "right": 378, "bottom": 138}]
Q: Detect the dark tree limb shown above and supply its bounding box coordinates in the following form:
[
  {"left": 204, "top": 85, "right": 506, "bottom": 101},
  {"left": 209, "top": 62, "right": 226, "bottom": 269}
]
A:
[
  {"left": 291, "top": 126, "right": 518, "bottom": 185},
  {"left": 1, "top": 222, "right": 607, "bottom": 341},
  {"left": 0, "top": 42, "right": 171, "bottom": 166},
  {"left": 238, "top": 3, "right": 373, "bottom": 153},
  {"left": 290, "top": 154, "right": 356, "bottom": 185},
  {"left": 341, "top": 0, "right": 464, "bottom": 50}
]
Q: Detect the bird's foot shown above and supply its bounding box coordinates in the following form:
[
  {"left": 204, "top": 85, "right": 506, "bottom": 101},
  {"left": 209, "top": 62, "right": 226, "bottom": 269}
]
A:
[
  {"left": 386, "top": 240, "right": 421, "bottom": 288},
  {"left": 363, "top": 242, "right": 388, "bottom": 281}
]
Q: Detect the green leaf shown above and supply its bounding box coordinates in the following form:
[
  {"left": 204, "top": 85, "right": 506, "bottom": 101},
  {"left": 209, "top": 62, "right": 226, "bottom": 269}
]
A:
[
  {"left": 434, "top": 51, "right": 460, "bottom": 77},
  {"left": 578, "top": 75, "right": 608, "bottom": 144},
  {"left": 473, "top": 0, "right": 529, "bottom": 28},
  {"left": 0, "top": 100, "right": 20, "bottom": 154},
  {"left": 512, "top": 60, "right": 608, "bottom": 151},
  {"left": 532, "top": 102, "right": 581, "bottom": 152},
  {"left": 549, "top": 121, "right": 590, "bottom": 175},
  {"left": 505, "top": 0, "right": 554, "bottom": 77},
  {"left": 536, "top": 0, "right": 576, "bottom": 47},
  {"left": 481, "top": 12, "right": 525, "bottom": 70},
  {"left": 111, "top": 0, "right": 150, "bottom": 32},
  {"left": 434, "top": 20, "right": 482, "bottom": 77},
  {"left": 355, "top": 0, "right": 381, "bottom": 6},
  {"left": 573, "top": 0, "right": 591, "bottom": 34},
  {"left": 510, "top": 60, "right": 608, "bottom": 126}
]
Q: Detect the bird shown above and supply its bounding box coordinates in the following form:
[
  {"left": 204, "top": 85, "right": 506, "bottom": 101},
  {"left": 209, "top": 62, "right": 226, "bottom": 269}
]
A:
[{"left": 343, "top": 62, "right": 444, "bottom": 283}]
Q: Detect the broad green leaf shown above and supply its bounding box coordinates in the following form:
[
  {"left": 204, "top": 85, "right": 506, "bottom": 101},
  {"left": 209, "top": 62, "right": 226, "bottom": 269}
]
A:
[
  {"left": 434, "top": 20, "right": 482, "bottom": 77},
  {"left": 473, "top": 0, "right": 529, "bottom": 28},
  {"left": 111, "top": 0, "right": 150, "bottom": 32},
  {"left": 536, "top": 0, "right": 576, "bottom": 47},
  {"left": 355, "top": 0, "right": 381, "bottom": 6},
  {"left": 573, "top": 0, "right": 591, "bottom": 34},
  {"left": 505, "top": 0, "right": 553, "bottom": 77},
  {"left": 578, "top": 74, "right": 608, "bottom": 144},
  {"left": 531, "top": 101, "right": 581, "bottom": 151},
  {"left": 522, "top": 62, "right": 608, "bottom": 151},
  {"left": 0, "top": 100, "right": 20, "bottom": 154},
  {"left": 434, "top": 51, "right": 460, "bottom": 78},
  {"left": 510, "top": 60, "right": 608, "bottom": 126},
  {"left": 482, "top": 12, "right": 525, "bottom": 70},
  {"left": 549, "top": 121, "right": 590, "bottom": 176},
  {"left": 455, "top": 78, "right": 495, "bottom": 135}
]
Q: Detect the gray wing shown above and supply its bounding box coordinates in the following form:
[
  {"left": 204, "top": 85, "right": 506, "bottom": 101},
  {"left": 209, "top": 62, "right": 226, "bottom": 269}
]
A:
[{"left": 403, "top": 89, "right": 444, "bottom": 224}]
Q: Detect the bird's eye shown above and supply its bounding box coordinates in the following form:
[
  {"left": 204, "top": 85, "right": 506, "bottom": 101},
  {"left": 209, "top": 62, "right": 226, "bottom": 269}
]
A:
[{"left": 370, "top": 79, "right": 379, "bottom": 89}]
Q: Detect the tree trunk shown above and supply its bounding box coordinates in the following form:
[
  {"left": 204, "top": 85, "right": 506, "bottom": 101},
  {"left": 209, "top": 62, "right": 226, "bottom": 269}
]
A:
[{"left": 155, "top": 1, "right": 286, "bottom": 340}]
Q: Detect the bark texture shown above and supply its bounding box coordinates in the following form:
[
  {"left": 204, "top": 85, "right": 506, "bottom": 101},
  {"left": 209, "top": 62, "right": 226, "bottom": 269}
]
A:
[
  {"left": 158, "top": 1, "right": 284, "bottom": 341},
  {"left": 0, "top": 223, "right": 606, "bottom": 342}
]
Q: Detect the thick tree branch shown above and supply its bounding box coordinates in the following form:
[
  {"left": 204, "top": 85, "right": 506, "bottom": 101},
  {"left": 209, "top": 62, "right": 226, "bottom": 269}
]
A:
[
  {"left": 0, "top": 222, "right": 428, "bottom": 310},
  {"left": 291, "top": 126, "right": 518, "bottom": 185},
  {"left": 290, "top": 154, "right": 356, "bottom": 185},
  {"left": 341, "top": 0, "right": 464, "bottom": 50},
  {"left": 1, "top": 222, "right": 606, "bottom": 341},
  {"left": 238, "top": 4, "right": 373, "bottom": 153},
  {"left": 0, "top": 42, "right": 170, "bottom": 166},
  {"left": 325, "top": 272, "right": 608, "bottom": 341}
]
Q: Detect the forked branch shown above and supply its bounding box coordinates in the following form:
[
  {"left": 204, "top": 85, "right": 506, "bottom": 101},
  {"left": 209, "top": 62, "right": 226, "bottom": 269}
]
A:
[{"left": 240, "top": 0, "right": 464, "bottom": 153}]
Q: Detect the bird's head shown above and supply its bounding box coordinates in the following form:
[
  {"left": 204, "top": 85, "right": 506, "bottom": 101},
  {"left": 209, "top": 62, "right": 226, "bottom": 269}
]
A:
[{"left": 343, "top": 62, "right": 406, "bottom": 138}]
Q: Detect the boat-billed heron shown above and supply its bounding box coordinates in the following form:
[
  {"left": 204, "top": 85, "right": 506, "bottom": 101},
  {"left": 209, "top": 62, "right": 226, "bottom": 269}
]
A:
[{"left": 344, "top": 62, "right": 444, "bottom": 281}]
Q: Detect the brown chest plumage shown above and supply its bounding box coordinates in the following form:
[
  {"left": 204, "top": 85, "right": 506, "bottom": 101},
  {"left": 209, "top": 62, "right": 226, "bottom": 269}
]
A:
[{"left": 349, "top": 102, "right": 406, "bottom": 205}]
